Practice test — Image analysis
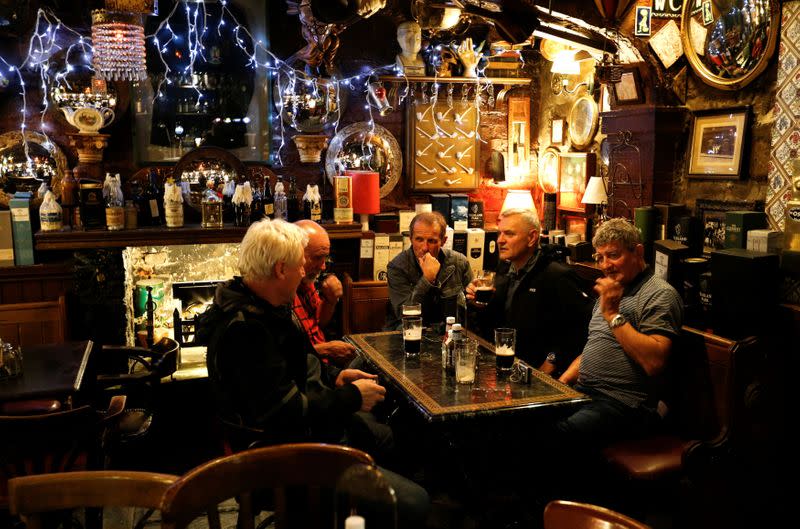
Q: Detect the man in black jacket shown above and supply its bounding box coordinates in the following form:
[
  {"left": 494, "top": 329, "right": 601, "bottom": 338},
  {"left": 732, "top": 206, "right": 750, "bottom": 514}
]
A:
[{"left": 466, "top": 208, "right": 594, "bottom": 376}]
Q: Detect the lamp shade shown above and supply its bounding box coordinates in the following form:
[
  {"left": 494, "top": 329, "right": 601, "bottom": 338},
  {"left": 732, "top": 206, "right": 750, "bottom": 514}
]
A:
[
  {"left": 347, "top": 170, "right": 380, "bottom": 231},
  {"left": 91, "top": 9, "right": 147, "bottom": 81},
  {"left": 581, "top": 176, "right": 608, "bottom": 205},
  {"left": 502, "top": 189, "right": 535, "bottom": 213}
]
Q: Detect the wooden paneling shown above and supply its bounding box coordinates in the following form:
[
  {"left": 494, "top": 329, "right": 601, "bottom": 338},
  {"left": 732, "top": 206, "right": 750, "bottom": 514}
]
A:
[
  {"left": 0, "top": 296, "right": 67, "bottom": 347},
  {"left": 342, "top": 273, "right": 389, "bottom": 335},
  {"left": 0, "top": 263, "right": 73, "bottom": 304}
]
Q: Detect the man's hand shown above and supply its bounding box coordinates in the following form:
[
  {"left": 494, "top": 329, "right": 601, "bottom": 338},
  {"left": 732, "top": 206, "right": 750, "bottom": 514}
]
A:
[
  {"left": 315, "top": 340, "right": 357, "bottom": 366},
  {"left": 319, "top": 275, "right": 343, "bottom": 304},
  {"left": 351, "top": 378, "right": 386, "bottom": 411},
  {"left": 594, "top": 276, "right": 624, "bottom": 322},
  {"left": 336, "top": 368, "right": 377, "bottom": 387},
  {"left": 418, "top": 252, "right": 441, "bottom": 283},
  {"left": 465, "top": 277, "right": 493, "bottom": 305}
]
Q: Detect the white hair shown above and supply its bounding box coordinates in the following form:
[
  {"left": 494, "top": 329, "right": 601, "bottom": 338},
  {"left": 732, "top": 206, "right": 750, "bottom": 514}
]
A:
[
  {"left": 499, "top": 208, "right": 541, "bottom": 232},
  {"left": 238, "top": 219, "right": 308, "bottom": 281}
]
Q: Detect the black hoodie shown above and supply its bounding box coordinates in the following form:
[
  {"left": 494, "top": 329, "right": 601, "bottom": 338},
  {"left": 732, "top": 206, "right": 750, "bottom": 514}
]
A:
[{"left": 196, "top": 277, "right": 362, "bottom": 444}]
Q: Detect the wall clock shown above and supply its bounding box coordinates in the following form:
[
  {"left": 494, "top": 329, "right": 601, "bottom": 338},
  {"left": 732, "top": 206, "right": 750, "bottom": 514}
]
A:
[{"left": 406, "top": 99, "right": 481, "bottom": 192}]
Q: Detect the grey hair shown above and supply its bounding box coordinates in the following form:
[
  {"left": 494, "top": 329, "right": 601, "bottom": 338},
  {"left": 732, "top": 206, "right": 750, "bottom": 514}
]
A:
[
  {"left": 499, "top": 208, "right": 541, "bottom": 232},
  {"left": 592, "top": 217, "right": 641, "bottom": 251},
  {"left": 238, "top": 219, "right": 308, "bottom": 281},
  {"left": 409, "top": 211, "right": 448, "bottom": 240}
]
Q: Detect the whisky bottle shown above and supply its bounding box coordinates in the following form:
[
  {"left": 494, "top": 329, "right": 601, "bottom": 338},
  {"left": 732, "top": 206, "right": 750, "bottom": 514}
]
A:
[{"left": 785, "top": 160, "right": 800, "bottom": 251}]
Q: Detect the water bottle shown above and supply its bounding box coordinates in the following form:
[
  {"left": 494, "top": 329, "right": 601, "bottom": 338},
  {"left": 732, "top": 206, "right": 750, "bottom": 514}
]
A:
[
  {"left": 445, "top": 323, "right": 462, "bottom": 378},
  {"left": 441, "top": 316, "right": 455, "bottom": 369},
  {"left": 274, "top": 177, "right": 288, "bottom": 221}
]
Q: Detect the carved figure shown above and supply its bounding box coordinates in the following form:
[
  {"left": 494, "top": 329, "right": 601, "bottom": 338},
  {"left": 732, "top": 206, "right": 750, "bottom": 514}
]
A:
[{"left": 395, "top": 21, "right": 426, "bottom": 76}]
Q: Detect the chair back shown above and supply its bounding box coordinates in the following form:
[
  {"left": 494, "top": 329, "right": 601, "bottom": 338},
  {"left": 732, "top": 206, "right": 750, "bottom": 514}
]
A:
[
  {"left": 8, "top": 470, "right": 178, "bottom": 529},
  {"left": 0, "top": 295, "right": 67, "bottom": 347},
  {"left": 543, "top": 500, "right": 652, "bottom": 529},
  {"left": 160, "top": 443, "right": 375, "bottom": 529},
  {"left": 0, "top": 396, "right": 126, "bottom": 508}
]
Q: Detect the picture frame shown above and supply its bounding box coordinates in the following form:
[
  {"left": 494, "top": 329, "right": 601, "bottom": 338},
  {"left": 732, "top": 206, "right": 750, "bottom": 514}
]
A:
[
  {"left": 688, "top": 107, "right": 750, "bottom": 180},
  {"left": 557, "top": 152, "right": 596, "bottom": 212},
  {"left": 695, "top": 198, "right": 764, "bottom": 253},
  {"left": 612, "top": 66, "right": 645, "bottom": 105},
  {"left": 551, "top": 118, "right": 564, "bottom": 145}
]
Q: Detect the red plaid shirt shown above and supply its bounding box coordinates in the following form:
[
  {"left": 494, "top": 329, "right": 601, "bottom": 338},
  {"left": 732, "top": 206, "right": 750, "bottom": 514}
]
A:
[{"left": 292, "top": 281, "right": 326, "bottom": 345}]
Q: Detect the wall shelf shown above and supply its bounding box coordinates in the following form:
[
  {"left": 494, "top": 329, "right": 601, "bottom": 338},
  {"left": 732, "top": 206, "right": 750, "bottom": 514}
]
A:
[
  {"left": 378, "top": 76, "right": 530, "bottom": 85},
  {"left": 34, "top": 222, "right": 363, "bottom": 251}
]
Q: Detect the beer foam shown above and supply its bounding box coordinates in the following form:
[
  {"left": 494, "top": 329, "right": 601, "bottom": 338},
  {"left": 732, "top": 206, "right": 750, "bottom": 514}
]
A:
[
  {"left": 495, "top": 345, "right": 515, "bottom": 356},
  {"left": 476, "top": 286, "right": 493, "bottom": 290},
  {"left": 403, "top": 309, "right": 422, "bottom": 316}
]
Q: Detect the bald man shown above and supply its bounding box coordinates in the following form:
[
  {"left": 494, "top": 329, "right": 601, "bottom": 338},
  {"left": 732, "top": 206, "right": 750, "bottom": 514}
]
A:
[{"left": 293, "top": 219, "right": 356, "bottom": 366}]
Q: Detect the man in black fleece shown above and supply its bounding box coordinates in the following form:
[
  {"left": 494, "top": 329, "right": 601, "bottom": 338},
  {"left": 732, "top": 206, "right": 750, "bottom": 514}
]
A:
[{"left": 197, "top": 219, "right": 429, "bottom": 525}]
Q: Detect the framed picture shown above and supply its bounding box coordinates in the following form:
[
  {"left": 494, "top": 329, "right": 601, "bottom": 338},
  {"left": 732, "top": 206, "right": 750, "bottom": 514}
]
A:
[
  {"left": 612, "top": 66, "right": 645, "bottom": 105},
  {"left": 557, "top": 152, "right": 596, "bottom": 212},
  {"left": 688, "top": 107, "right": 750, "bottom": 179},
  {"left": 551, "top": 118, "right": 564, "bottom": 145},
  {"left": 695, "top": 198, "right": 765, "bottom": 253}
]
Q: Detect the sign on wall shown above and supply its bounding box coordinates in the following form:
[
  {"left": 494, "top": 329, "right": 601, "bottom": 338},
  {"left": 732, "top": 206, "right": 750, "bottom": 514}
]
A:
[{"left": 653, "top": 0, "right": 683, "bottom": 18}]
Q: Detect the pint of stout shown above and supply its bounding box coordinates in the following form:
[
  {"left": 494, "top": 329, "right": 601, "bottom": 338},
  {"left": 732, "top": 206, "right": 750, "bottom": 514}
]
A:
[
  {"left": 475, "top": 286, "right": 493, "bottom": 304},
  {"left": 495, "top": 346, "right": 515, "bottom": 371},
  {"left": 403, "top": 316, "right": 423, "bottom": 357},
  {"left": 494, "top": 327, "right": 516, "bottom": 374}
]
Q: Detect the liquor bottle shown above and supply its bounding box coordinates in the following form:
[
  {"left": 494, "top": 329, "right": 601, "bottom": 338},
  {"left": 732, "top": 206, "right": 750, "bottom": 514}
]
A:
[
  {"left": 303, "top": 184, "right": 321, "bottom": 221},
  {"left": 250, "top": 181, "right": 263, "bottom": 222},
  {"left": 39, "top": 188, "right": 63, "bottom": 232},
  {"left": 262, "top": 179, "right": 275, "bottom": 219},
  {"left": 144, "top": 169, "right": 163, "bottom": 226},
  {"left": 286, "top": 175, "right": 301, "bottom": 222},
  {"left": 274, "top": 176, "right": 288, "bottom": 221},
  {"left": 60, "top": 168, "right": 80, "bottom": 228},
  {"left": 163, "top": 177, "right": 184, "bottom": 228},
  {"left": 441, "top": 316, "right": 455, "bottom": 369},
  {"left": 104, "top": 173, "right": 124, "bottom": 231}
]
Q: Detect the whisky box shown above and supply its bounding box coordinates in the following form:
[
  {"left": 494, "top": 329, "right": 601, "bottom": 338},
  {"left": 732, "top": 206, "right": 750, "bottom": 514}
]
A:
[
  {"left": 414, "top": 203, "right": 432, "bottom": 214},
  {"left": 452, "top": 230, "right": 468, "bottom": 257},
  {"left": 724, "top": 211, "right": 767, "bottom": 249},
  {"left": 373, "top": 233, "right": 391, "bottom": 281},
  {"left": 467, "top": 199, "right": 484, "bottom": 229},
  {"left": 10, "top": 192, "right": 34, "bottom": 265},
  {"left": 466, "top": 228, "right": 485, "bottom": 277},
  {"left": 0, "top": 210, "right": 14, "bottom": 267},
  {"left": 398, "top": 210, "right": 416, "bottom": 234},
  {"left": 333, "top": 175, "right": 353, "bottom": 224},
  {"left": 358, "top": 231, "right": 375, "bottom": 281},
  {"left": 653, "top": 239, "right": 690, "bottom": 291},
  {"left": 430, "top": 194, "right": 451, "bottom": 226},
  {"left": 654, "top": 202, "right": 687, "bottom": 240},
  {"left": 673, "top": 215, "right": 704, "bottom": 257},
  {"left": 374, "top": 213, "right": 399, "bottom": 234},
  {"left": 450, "top": 194, "right": 469, "bottom": 230},
  {"left": 388, "top": 233, "right": 404, "bottom": 263},
  {"left": 483, "top": 230, "right": 499, "bottom": 271},
  {"left": 746, "top": 229, "right": 782, "bottom": 254}
]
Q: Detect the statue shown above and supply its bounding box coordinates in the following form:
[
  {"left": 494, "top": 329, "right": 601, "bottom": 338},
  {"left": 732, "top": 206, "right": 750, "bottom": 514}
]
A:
[{"left": 395, "top": 21, "right": 426, "bottom": 77}]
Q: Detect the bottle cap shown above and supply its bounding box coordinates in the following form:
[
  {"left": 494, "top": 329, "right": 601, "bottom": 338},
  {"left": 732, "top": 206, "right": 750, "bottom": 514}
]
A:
[
  {"left": 446, "top": 316, "right": 455, "bottom": 324},
  {"left": 451, "top": 323, "right": 462, "bottom": 331},
  {"left": 345, "top": 515, "right": 365, "bottom": 529}
]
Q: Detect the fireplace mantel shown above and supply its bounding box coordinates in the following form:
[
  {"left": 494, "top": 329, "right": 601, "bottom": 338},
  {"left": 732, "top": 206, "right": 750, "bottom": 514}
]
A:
[{"left": 34, "top": 222, "right": 363, "bottom": 251}]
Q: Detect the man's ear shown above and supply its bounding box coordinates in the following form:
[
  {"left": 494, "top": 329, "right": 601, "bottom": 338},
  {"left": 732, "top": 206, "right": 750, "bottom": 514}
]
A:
[
  {"left": 440, "top": 234, "right": 448, "bottom": 246},
  {"left": 274, "top": 261, "right": 286, "bottom": 280},
  {"left": 634, "top": 243, "right": 645, "bottom": 259},
  {"left": 527, "top": 229, "right": 539, "bottom": 248}
]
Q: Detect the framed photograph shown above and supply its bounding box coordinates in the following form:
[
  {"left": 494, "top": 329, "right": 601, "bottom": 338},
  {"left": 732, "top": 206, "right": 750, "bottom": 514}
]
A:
[
  {"left": 695, "top": 198, "right": 765, "bottom": 253},
  {"left": 557, "top": 152, "right": 596, "bottom": 212},
  {"left": 612, "top": 66, "right": 645, "bottom": 105},
  {"left": 551, "top": 118, "right": 564, "bottom": 145},
  {"left": 688, "top": 107, "right": 750, "bottom": 179}
]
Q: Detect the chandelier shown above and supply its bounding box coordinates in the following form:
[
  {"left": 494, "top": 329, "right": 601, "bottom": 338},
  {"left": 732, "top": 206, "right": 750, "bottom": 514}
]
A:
[{"left": 91, "top": 0, "right": 155, "bottom": 82}]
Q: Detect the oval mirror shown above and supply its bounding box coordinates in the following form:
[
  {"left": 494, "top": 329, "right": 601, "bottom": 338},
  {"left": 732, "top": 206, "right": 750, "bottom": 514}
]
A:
[
  {"left": 0, "top": 131, "right": 68, "bottom": 208},
  {"left": 538, "top": 147, "right": 560, "bottom": 194},
  {"left": 567, "top": 95, "right": 599, "bottom": 151},
  {"left": 273, "top": 63, "right": 348, "bottom": 133},
  {"left": 325, "top": 122, "right": 401, "bottom": 198},
  {"left": 681, "top": 0, "right": 779, "bottom": 91}
]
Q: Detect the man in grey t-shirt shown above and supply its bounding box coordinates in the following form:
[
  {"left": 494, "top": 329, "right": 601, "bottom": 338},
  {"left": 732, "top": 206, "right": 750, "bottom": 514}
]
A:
[{"left": 556, "top": 218, "right": 684, "bottom": 449}]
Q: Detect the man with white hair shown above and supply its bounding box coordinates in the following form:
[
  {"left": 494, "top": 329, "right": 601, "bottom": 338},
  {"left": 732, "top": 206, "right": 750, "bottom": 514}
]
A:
[{"left": 466, "top": 208, "right": 593, "bottom": 375}]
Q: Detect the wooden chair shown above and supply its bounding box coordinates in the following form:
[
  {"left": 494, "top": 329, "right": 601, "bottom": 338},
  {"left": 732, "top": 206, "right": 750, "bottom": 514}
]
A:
[
  {"left": 342, "top": 273, "right": 389, "bottom": 334},
  {"left": 0, "top": 295, "right": 67, "bottom": 347},
  {"left": 543, "top": 500, "right": 651, "bottom": 529},
  {"left": 8, "top": 470, "right": 179, "bottom": 529},
  {"left": 160, "top": 443, "right": 375, "bottom": 529},
  {"left": 0, "top": 395, "right": 126, "bottom": 510}
]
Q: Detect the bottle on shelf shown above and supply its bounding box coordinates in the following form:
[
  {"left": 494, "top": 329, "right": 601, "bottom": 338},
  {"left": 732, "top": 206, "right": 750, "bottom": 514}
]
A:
[
  {"left": 274, "top": 176, "right": 288, "bottom": 221},
  {"left": 250, "top": 181, "right": 263, "bottom": 222},
  {"left": 286, "top": 175, "right": 301, "bottom": 222},
  {"left": 303, "top": 184, "right": 322, "bottom": 221},
  {"left": 104, "top": 173, "right": 125, "bottom": 231},
  {"left": 39, "top": 188, "right": 63, "bottom": 232},
  {"left": 262, "top": 178, "right": 275, "bottom": 219},
  {"left": 232, "top": 182, "right": 253, "bottom": 227},
  {"left": 163, "top": 177, "right": 184, "bottom": 228},
  {"left": 144, "top": 169, "right": 163, "bottom": 226}
]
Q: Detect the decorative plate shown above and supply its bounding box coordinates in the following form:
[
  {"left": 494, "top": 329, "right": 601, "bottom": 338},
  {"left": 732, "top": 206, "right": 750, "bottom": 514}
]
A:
[
  {"left": 567, "top": 95, "right": 599, "bottom": 151},
  {"left": 325, "top": 122, "right": 401, "bottom": 198}
]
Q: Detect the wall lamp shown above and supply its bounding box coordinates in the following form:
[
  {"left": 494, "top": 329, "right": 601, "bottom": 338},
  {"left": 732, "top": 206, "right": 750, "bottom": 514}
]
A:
[{"left": 550, "top": 49, "right": 595, "bottom": 96}]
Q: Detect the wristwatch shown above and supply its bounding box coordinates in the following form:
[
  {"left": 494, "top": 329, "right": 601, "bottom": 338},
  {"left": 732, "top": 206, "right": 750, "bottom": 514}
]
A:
[
  {"left": 545, "top": 352, "right": 557, "bottom": 364},
  {"left": 609, "top": 313, "right": 627, "bottom": 329}
]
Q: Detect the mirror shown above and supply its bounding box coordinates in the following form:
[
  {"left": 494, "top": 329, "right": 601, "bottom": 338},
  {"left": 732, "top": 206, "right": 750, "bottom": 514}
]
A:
[
  {"left": 567, "top": 95, "right": 599, "bottom": 151},
  {"left": 273, "top": 62, "right": 348, "bottom": 133},
  {"left": 325, "top": 122, "right": 401, "bottom": 198},
  {"left": 173, "top": 146, "right": 247, "bottom": 215},
  {"left": 681, "top": 0, "right": 779, "bottom": 91},
  {"left": 0, "top": 131, "right": 68, "bottom": 208}
]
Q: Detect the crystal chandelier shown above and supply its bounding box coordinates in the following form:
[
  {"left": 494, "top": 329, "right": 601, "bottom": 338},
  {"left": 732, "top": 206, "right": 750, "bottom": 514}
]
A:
[{"left": 91, "top": 2, "right": 150, "bottom": 82}]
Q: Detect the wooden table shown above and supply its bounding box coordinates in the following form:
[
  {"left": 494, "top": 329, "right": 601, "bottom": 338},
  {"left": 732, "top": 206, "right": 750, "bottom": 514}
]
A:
[
  {"left": 346, "top": 329, "right": 588, "bottom": 423},
  {"left": 0, "top": 340, "right": 93, "bottom": 403}
]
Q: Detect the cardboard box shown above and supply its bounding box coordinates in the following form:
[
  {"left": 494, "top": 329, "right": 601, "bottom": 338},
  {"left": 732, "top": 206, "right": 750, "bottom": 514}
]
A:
[
  {"left": 746, "top": 229, "right": 782, "bottom": 253},
  {"left": 452, "top": 230, "right": 468, "bottom": 257},
  {"left": 10, "top": 192, "right": 34, "bottom": 265},
  {"left": 724, "top": 211, "right": 767, "bottom": 249},
  {"left": 450, "top": 194, "right": 469, "bottom": 230},
  {"left": 388, "top": 233, "right": 403, "bottom": 263},
  {"left": 0, "top": 210, "right": 15, "bottom": 267},
  {"left": 430, "top": 194, "right": 451, "bottom": 226},
  {"left": 653, "top": 239, "right": 690, "bottom": 290},
  {"left": 467, "top": 199, "right": 484, "bottom": 229},
  {"left": 466, "top": 228, "right": 485, "bottom": 276},
  {"left": 373, "top": 233, "right": 391, "bottom": 281},
  {"left": 398, "top": 210, "right": 416, "bottom": 233},
  {"left": 484, "top": 230, "right": 499, "bottom": 271}
]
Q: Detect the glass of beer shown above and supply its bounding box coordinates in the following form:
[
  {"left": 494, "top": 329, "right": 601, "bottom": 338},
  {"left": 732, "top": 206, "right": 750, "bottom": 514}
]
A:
[
  {"left": 474, "top": 271, "right": 495, "bottom": 305},
  {"left": 402, "top": 302, "right": 422, "bottom": 320},
  {"left": 402, "top": 316, "right": 423, "bottom": 358},
  {"left": 494, "top": 327, "right": 516, "bottom": 375},
  {"left": 456, "top": 338, "right": 478, "bottom": 384}
]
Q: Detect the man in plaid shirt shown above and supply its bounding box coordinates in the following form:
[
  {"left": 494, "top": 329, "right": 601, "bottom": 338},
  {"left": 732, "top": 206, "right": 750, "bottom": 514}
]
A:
[{"left": 293, "top": 220, "right": 357, "bottom": 366}]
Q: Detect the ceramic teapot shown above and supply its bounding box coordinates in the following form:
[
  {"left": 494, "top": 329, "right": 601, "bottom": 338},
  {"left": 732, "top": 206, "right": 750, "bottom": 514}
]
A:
[{"left": 61, "top": 106, "right": 115, "bottom": 134}]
